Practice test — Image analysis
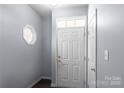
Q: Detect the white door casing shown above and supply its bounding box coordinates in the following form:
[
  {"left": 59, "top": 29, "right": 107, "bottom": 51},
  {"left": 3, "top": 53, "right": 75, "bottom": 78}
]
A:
[
  {"left": 88, "top": 9, "right": 97, "bottom": 88},
  {"left": 57, "top": 27, "right": 85, "bottom": 88}
]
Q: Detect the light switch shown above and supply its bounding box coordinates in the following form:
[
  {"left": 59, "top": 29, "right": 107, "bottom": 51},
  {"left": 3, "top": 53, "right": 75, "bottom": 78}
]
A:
[{"left": 104, "top": 50, "right": 109, "bottom": 61}]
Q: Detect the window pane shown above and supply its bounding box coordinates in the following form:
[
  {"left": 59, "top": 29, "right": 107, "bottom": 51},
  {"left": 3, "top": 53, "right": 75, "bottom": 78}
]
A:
[
  {"left": 23, "top": 25, "right": 37, "bottom": 45},
  {"left": 66, "top": 20, "right": 75, "bottom": 27},
  {"left": 57, "top": 20, "right": 66, "bottom": 28},
  {"left": 75, "top": 19, "right": 85, "bottom": 27}
]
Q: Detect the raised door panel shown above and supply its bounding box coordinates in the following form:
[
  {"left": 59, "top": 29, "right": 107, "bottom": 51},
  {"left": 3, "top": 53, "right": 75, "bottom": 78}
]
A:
[
  {"left": 72, "top": 40, "right": 80, "bottom": 61},
  {"left": 62, "top": 40, "right": 69, "bottom": 60}
]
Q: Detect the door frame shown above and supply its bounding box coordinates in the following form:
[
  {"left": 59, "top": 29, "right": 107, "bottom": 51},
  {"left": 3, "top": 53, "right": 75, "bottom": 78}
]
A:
[
  {"left": 55, "top": 16, "right": 87, "bottom": 87},
  {"left": 87, "top": 8, "right": 97, "bottom": 88}
]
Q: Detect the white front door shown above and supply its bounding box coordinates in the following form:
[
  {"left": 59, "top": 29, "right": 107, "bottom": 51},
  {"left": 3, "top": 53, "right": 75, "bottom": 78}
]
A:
[
  {"left": 88, "top": 9, "right": 97, "bottom": 88},
  {"left": 57, "top": 28, "right": 85, "bottom": 88}
]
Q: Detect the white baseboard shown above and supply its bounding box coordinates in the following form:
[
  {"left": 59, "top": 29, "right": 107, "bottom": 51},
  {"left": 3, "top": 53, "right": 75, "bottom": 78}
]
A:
[
  {"left": 27, "top": 76, "right": 51, "bottom": 88},
  {"left": 27, "top": 76, "right": 43, "bottom": 88},
  {"left": 41, "top": 76, "right": 51, "bottom": 80},
  {"left": 51, "top": 83, "right": 57, "bottom": 87}
]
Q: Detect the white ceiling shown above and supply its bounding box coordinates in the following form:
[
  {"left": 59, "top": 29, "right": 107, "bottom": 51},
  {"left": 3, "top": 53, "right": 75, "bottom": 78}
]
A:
[
  {"left": 29, "top": 4, "right": 88, "bottom": 17},
  {"left": 29, "top": 4, "right": 52, "bottom": 17}
]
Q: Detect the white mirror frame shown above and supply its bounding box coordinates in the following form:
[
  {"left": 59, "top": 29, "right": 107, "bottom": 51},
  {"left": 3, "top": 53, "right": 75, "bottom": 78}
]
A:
[{"left": 23, "top": 24, "right": 37, "bottom": 45}]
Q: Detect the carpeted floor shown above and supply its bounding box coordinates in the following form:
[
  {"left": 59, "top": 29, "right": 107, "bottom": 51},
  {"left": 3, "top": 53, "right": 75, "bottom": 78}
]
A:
[{"left": 32, "top": 79, "right": 51, "bottom": 88}]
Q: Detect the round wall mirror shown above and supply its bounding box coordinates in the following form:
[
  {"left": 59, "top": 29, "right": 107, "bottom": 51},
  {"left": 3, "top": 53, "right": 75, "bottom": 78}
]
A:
[{"left": 23, "top": 25, "right": 37, "bottom": 45}]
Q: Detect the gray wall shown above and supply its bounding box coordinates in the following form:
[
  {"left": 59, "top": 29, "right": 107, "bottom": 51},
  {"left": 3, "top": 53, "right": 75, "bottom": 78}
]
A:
[
  {"left": 0, "top": 5, "right": 43, "bottom": 88},
  {"left": 42, "top": 14, "right": 52, "bottom": 78},
  {"left": 51, "top": 5, "right": 88, "bottom": 86},
  {"left": 88, "top": 4, "right": 124, "bottom": 88}
]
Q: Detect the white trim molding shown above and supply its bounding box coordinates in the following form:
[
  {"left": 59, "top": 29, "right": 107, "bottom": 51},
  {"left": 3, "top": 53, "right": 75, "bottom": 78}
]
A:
[
  {"left": 41, "top": 76, "right": 51, "bottom": 80},
  {"left": 51, "top": 83, "right": 57, "bottom": 88},
  {"left": 27, "top": 76, "right": 42, "bottom": 88}
]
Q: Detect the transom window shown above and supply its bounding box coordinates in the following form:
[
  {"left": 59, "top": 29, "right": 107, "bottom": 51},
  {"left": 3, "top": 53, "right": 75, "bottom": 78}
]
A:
[{"left": 56, "top": 16, "right": 86, "bottom": 28}]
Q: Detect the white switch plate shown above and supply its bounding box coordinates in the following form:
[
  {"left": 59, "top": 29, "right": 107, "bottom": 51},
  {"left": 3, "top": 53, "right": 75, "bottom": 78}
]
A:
[{"left": 104, "top": 50, "right": 109, "bottom": 61}]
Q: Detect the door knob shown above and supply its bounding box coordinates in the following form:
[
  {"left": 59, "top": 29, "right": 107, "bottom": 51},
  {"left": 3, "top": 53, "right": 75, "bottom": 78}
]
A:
[
  {"left": 57, "top": 60, "right": 61, "bottom": 63},
  {"left": 91, "top": 68, "right": 95, "bottom": 72}
]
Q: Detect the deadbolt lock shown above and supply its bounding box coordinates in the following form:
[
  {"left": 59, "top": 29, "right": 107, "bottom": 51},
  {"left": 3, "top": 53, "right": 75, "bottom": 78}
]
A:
[{"left": 91, "top": 68, "right": 95, "bottom": 72}]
